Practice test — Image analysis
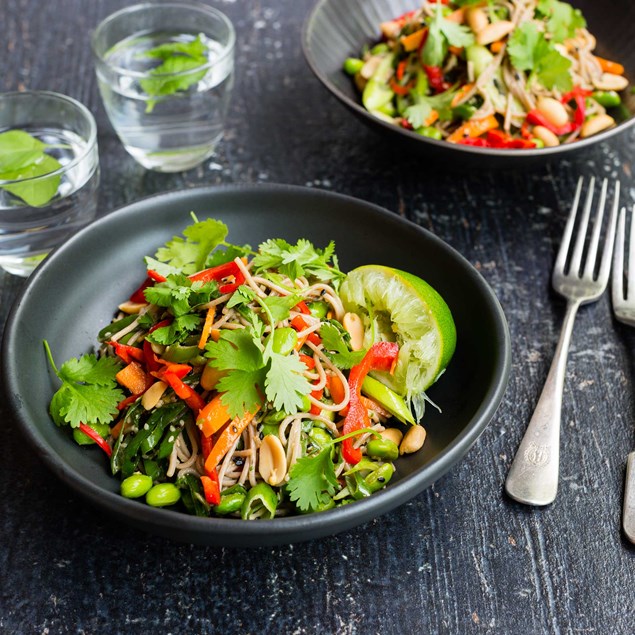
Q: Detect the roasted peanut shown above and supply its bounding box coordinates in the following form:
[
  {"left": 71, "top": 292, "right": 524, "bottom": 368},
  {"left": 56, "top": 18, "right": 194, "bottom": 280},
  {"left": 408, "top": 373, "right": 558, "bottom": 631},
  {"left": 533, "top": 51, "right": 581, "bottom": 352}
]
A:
[
  {"left": 258, "top": 434, "right": 287, "bottom": 486},
  {"left": 594, "top": 73, "right": 629, "bottom": 92},
  {"left": 580, "top": 114, "right": 615, "bottom": 138},
  {"left": 141, "top": 380, "right": 168, "bottom": 410},
  {"left": 380, "top": 428, "right": 404, "bottom": 446},
  {"left": 117, "top": 300, "right": 147, "bottom": 314},
  {"left": 536, "top": 97, "right": 569, "bottom": 128},
  {"left": 532, "top": 125, "right": 560, "bottom": 147},
  {"left": 476, "top": 20, "right": 514, "bottom": 46},
  {"left": 342, "top": 312, "right": 364, "bottom": 351},
  {"left": 399, "top": 425, "right": 427, "bottom": 455},
  {"left": 466, "top": 7, "right": 488, "bottom": 34}
]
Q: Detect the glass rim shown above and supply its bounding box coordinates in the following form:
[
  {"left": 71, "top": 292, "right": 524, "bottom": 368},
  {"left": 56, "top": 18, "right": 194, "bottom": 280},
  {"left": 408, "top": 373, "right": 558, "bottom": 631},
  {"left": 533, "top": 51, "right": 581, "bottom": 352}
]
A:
[
  {"left": 0, "top": 90, "right": 98, "bottom": 186},
  {"left": 90, "top": 0, "right": 236, "bottom": 79}
]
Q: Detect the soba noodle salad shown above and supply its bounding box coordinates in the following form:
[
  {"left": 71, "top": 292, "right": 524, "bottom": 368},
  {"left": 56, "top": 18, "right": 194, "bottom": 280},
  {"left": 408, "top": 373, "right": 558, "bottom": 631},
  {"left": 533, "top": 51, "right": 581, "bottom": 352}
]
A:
[
  {"left": 44, "top": 216, "right": 456, "bottom": 519},
  {"left": 344, "top": 0, "right": 630, "bottom": 148}
]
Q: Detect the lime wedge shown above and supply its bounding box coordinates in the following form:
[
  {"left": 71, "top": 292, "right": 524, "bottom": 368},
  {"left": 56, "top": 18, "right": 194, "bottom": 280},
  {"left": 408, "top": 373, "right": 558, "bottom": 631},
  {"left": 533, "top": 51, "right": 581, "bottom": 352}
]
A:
[{"left": 340, "top": 265, "right": 456, "bottom": 406}]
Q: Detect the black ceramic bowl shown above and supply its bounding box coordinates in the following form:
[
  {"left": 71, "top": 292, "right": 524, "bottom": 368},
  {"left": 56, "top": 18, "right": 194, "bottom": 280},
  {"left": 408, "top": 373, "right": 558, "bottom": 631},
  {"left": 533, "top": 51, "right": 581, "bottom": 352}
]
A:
[
  {"left": 2, "top": 184, "right": 511, "bottom": 546},
  {"left": 302, "top": 0, "right": 635, "bottom": 166}
]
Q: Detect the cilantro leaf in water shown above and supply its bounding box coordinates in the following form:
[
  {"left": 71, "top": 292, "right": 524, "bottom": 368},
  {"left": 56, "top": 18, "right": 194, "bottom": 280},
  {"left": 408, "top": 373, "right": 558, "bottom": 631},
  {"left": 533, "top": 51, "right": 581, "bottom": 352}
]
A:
[
  {"left": 252, "top": 238, "right": 344, "bottom": 283},
  {"left": 0, "top": 130, "right": 62, "bottom": 207},
  {"left": 139, "top": 34, "right": 209, "bottom": 113},
  {"left": 287, "top": 447, "right": 339, "bottom": 512},
  {"left": 421, "top": 4, "right": 474, "bottom": 67},
  {"left": 44, "top": 341, "right": 124, "bottom": 429},
  {"left": 536, "top": 0, "right": 586, "bottom": 43},
  {"left": 155, "top": 217, "right": 229, "bottom": 274},
  {"left": 319, "top": 321, "right": 366, "bottom": 369},
  {"left": 508, "top": 22, "right": 572, "bottom": 92},
  {"left": 144, "top": 274, "right": 219, "bottom": 317}
]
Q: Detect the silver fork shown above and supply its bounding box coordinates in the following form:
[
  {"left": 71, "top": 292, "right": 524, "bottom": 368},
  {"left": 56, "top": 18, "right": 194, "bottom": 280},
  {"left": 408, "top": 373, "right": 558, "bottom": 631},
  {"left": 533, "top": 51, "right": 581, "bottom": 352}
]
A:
[
  {"left": 611, "top": 204, "right": 635, "bottom": 543},
  {"left": 505, "top": 177, "right": 620, "bottom": 506}
]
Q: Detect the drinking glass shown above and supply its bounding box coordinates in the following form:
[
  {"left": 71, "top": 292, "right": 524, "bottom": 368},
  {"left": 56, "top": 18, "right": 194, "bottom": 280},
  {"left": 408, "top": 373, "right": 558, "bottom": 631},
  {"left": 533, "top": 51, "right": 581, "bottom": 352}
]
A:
[
  {"left": 91, "top": 1, "right": 235, "bottom": 173},
  {"left": 0, "top": 91, "right": 99, "bottom": 277}
]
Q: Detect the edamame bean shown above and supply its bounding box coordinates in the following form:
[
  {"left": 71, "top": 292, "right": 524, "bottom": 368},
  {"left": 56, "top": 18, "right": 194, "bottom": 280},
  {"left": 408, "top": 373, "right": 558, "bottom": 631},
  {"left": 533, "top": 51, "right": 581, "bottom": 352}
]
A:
[
  {"left": 309, "top": 427, "right": 333, "bottom": 448},
  {"left": 364, "top": 463, "right": 395, "bottom": 493},
  {"left": 214, "top": 485, "right": 247, "bottom": 515},
  {"left": 415, "top": 126, "right": 443, "bottom": 140},
  {"left": 307, "top": 301, "right": 329, "bottom": 319},
  {"left": 263, "top": 409, "right": 287, "bottom": 425},
  {"left": 260, "top": 422, "right": 280, "bottom": 438},
  {"left": 370, "top": 43, "right": 390, "bottom": 55},
  {"left": 146, "top": 482, "right": 181, "bottom": 507},
  {"left": 300, "top": 394, "right": 312, "bottom": 412},
  {"left": 592, "top": 90, "right": 621, "bottom": 108},
  {"left": 343, "top": 57, "right": 364, "bottom": 76},
  {"left": 366, "top": 438, "right": 399, "bottom": 461},
  {"left": 272, "top": 327, "right": 298, "bottom": 355},
  {"left": 121, "top": 473, "right": 153, "bottom": 499}
]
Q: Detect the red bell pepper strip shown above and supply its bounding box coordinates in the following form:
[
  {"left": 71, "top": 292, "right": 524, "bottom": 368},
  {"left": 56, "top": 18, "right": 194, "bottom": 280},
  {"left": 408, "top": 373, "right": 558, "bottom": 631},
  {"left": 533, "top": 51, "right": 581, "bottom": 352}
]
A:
[
  {"left": 422, "top": 65, "right": 447, "bottom": 93},
  {"left": 189, "top": 261, "right": 245, "bottom": 294},
  {"left": 290, "top": 315, "right": 322, "bottom": 345},
  {"left": 295, "top": 301, "right": 311, "bottom": 315},
  {"left": 526, "top": 89, "right": 588, "bottom": 137},
  {"left": 129, "top": 277, "right": 153, "bottom": 303},
  {"left": 200, "top": 432, "right": 213, "bottom": 459},
  {"left": 299, "top": 353, "right": 315, "bottom": 370},
  {"left": 389, "top": 78, "right": 415, "bottom": 97},
  {"left": 147, "top": 269, "right": 167, "bottom": 283},
  {"left": 109, "top": 341, "right": 145, "bottom": 364},
  {"left": 200, "top": 473, "right": 221, "bottom": 505},
  {"left": 309, "top": 389, "right": 324, "bottom": 415},
  {"left": 149, "top": 318, "right": 172, "bottom": 334},
  {"left": 341, "top": 342, "right": 400, "bottom": 465},
  {"left": 78, "top": 423, "right": 112, "bottom": 457},
  {"left": 396, "top": 59, "right": 408, "bottom": 81},
  {"left": 162, "top": 371, "right": 205, "bottom": 414}
]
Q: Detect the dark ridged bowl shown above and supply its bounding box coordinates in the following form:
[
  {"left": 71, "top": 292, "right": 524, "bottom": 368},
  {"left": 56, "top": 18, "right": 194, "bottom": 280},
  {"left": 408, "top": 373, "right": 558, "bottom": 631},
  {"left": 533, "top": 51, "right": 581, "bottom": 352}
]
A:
[
  {"left": 2, "top": 184, "right": 511, "bottom": 546},
  {"left": 302, "top": 0, "right": 635, "bottom": 166}
]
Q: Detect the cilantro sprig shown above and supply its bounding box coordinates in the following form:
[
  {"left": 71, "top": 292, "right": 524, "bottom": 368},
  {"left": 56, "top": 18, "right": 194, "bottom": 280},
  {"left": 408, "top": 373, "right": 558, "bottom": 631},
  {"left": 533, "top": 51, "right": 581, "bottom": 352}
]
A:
[
  {"left": 139, "top": 34, "right": 210, "bottom": 113},
  {"left": 0, "top": 130, "right": 63, "bottom": 207},
  {"left": 420, "top": 4, "right": 474, "bottom": 67},
  {"left": 319, "top": 321, "right": 366, "bottom": 369},
  {"left": 44, "top": 340, "right": 123, "bottom": 429},
  {"left": 404, "top": 88, "right": 457, "bottom": 130},
  {"left": 507, "top": 22, "right": 573, "bottom": 92}
]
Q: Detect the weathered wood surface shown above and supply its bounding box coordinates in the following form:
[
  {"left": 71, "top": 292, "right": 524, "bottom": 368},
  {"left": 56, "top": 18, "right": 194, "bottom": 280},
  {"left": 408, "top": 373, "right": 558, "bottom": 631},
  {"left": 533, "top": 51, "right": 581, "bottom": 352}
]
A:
[{"left": 1, "top": 1, "right": 634, "bottom": 633}]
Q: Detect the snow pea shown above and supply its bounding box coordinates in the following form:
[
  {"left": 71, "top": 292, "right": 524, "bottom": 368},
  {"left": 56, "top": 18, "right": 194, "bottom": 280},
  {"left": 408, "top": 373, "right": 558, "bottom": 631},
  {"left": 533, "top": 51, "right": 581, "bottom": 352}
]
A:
[
  {"left": 241, "top": 483, "right": 278, "bottom": 519},
  {"left": 214, "top": 485, "right": 247, "bottom": 515},
  {"left": 98, "top": 314, "right": 137, "bottom": 342}
]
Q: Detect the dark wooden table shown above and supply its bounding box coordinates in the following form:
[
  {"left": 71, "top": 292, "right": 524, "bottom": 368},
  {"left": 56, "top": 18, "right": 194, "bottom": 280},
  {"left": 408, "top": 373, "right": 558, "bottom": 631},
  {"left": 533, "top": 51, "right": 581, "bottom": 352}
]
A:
[{"left": 2, "top": 1, "right": 635, "bottom": 633}]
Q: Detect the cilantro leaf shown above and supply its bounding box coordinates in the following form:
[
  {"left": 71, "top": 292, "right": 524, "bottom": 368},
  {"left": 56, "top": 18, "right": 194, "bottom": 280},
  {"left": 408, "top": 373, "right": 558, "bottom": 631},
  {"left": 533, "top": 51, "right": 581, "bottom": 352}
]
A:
[
  {"left": 205, "top": 329, "right": 264, "bottom": 372},
  {"left": 262, "top": 294, "right": 301, "bottom": 324},
  {"left": 144, "top": 274, "right": 219, "bottom": 317},
  {"left": 421, "top": 4, "right": 474, "bottom": 67},
  {"left": 205, "top": 243, "right": 252, "bottom": 268},
  {"left": 404, "top": 88, "right": 457, "bottom": 128},
  {"left": 205, "top": 329, "right": 266, "bottom": 418},
  {"left": 253, "top": 238, "right": 344, "bottom": 283},
  {"left": 536, "top": 0, "right": 586, "bottom": 43},
  {"left": 319, "top": 321, "right": 366, "bottom": 369},
  {"left": 45, "top": 342, "right": 124, "bottom": 429},
  {"left": 155, "top": 218, "right": 229, "bottom": 274},
  {"left": 508, "top": 22, "right": 572, "bottom": 92},
  {"left": 139, "top": 35, "right": 209, "bottom": 113},
  {"left": 146, "top": 313, "right": 201, "bottom": 345},
  {"left": 226, "top": 285, "right": 257, "bottom": 310},
  {"left": 265, "top": 352, "right": 313, "bottom": 413},
  {"left": 287, "top": 447, "right": 339, "bottom": 512}
]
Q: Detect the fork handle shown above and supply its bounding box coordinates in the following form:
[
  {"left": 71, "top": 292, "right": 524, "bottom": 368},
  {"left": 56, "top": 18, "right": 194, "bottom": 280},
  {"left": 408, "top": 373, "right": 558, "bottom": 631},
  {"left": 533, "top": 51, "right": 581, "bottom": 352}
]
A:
[
  {"left": 622, "top": 453, "right": 635, "bottom": 543},
  {"left": 505, "top": 299, "right": 581, "bottom": 506}
]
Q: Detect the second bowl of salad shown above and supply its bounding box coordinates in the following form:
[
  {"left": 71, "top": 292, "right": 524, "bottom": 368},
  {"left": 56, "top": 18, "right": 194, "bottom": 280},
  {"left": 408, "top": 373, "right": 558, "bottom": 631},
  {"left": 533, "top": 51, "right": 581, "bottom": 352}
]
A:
[{"left": 303, "top": 0, "right": 635, "bottom": 163}]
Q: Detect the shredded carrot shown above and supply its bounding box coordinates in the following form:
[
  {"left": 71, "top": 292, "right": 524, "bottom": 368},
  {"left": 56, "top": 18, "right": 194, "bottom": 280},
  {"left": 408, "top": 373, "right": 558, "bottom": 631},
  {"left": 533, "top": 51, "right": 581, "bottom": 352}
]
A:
[
  {"left": 424, "top": 109, "right": 439, "bottom": 126},
  {"left": 197, "top": 393, "right": 232, "bottom": 437},
  {"left": 451, "top": 83, "right": 474, "bottom": 107},
  {"left": 595, "top": 56, "right": 624, "bottom": 75},
  {"left": 490, "top": 40, "right": 505, "bottom": 54},
  {"left": 360, "top": 395, "right": 392, "bottom": 418},
  {"left": 110, "top": 420, "right": 124, "bottom": 440},
  {"left": 447, "top": 115, "right": 499, "bottom": 143},
  {"left": 115, "top": 361, "right": 152, "bottom": 395},
  {"left": 329, "top": 374, "right": 347, "bottom": 406},
  {"left": 198, "top": 305, "right": 216, "bottom": 349},
  {"left": 204, "top": 408, "right": 259, "bottom": 473},
  {"left": 400, "top": 28, "right": 426, "bottom": 52},
  {"left": 448, "top": 45, "right": 464, "bottom": 56},
  {"left": 210, "top": 328, "right": 221, "bottom": 342}
]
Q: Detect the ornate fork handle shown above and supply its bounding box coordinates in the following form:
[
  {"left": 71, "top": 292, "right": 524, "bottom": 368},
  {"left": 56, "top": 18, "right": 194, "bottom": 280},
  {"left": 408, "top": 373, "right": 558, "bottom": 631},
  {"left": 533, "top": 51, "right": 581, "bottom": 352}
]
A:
[{"left": 505, "top": 299, "right": 581, "bottom": 506}]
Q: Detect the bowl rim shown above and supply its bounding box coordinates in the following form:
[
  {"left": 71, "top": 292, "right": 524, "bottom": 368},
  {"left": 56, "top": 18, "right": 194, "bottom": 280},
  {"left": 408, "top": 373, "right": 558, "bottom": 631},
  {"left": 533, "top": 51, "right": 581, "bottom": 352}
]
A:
[
  {"left": 2, "top": 182, "right": 512, "bottom": 543},
  {"left": 301, "top": 0, "right": 635, "bottom": 159}
]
